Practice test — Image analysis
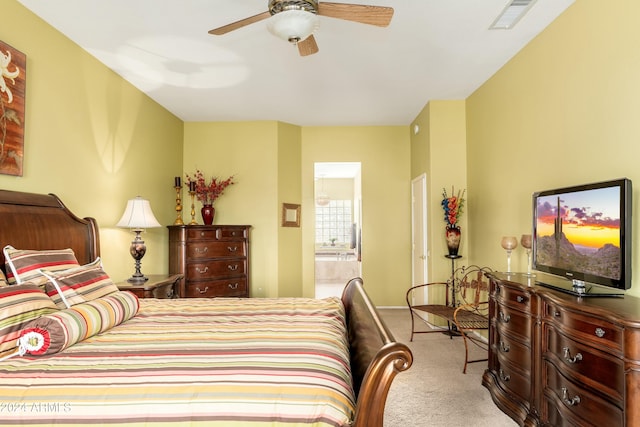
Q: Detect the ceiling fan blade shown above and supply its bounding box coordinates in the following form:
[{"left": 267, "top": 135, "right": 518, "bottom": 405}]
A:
[
  {"left": 298, "top": 35, "right": 319, "bottom": 56},
  {"left": 208, "top": 11, "right": 272, "bottom": 35},
  {"left": 318, "top": 2, "right": 394, "bottom": 27}
]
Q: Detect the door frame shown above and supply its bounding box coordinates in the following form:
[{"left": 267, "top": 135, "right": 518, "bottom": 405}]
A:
[{"left": 411, "top": 173, "right": 428, "bottom": 304}]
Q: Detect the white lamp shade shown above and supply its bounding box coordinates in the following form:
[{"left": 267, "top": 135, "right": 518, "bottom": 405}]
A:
[
  {"left": 266, "top": 9, "right": 320, "bottom": 43},
  {"left": 117, "top": 196, "right": 161, "bottom": 229}
]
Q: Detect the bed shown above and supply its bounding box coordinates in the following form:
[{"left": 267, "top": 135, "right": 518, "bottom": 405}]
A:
[{"left": 0, "top": 189, "right": 412, "bottom": 426}]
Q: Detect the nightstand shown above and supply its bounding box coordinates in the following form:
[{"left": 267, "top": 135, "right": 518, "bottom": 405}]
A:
[{"left": 116, "top": 274, "right": 183, "bottom": 299}]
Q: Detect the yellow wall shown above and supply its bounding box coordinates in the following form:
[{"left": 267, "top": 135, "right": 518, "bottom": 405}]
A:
[
  {"left": 183, "top": 121, "right": 279, "bottom": 297},
  {"left": 1, "top": 1, "right": 183, "bottom": 282},
  {"left": 301, "top": 126, "right": 411, "bottom": 305},
  {"left": 277, "top": 122, "right": 303, "bottom": 297},
  {"left": 466, "top": 0, "right": 640, "bottom": 295},
  {"left": 411, "top": 101, "right": 467, "bottom": 283}
]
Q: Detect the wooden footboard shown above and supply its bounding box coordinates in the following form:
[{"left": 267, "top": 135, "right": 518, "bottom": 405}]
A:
[{"left": 342, "top": 277, "right": 413, "bottom": 427}]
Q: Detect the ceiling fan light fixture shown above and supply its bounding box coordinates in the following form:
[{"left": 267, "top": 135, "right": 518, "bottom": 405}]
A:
[{"left": 266, "top": 9, "right": 320, "bottom": 44}]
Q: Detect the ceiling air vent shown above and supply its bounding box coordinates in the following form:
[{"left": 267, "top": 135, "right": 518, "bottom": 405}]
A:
[{"left": 490, "top": 0, "right": 537, "bottom": 29}]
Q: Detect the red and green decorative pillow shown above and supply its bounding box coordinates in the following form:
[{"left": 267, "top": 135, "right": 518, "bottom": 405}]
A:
[
  {"left": 18, "top": 291, "right": 140, "bottom": 356},
  {"left": 41, "top": 257, "right": 119, "bottom": 309},
  {"left": 0, "top": 283, "right": 59, "bottom": 359},
  {"left": 3, "top": 246, "right": 80, "bottom": 286}
]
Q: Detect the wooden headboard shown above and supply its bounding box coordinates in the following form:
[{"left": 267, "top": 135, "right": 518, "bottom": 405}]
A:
[{"left": 0, "top": 189, "right": 100, "bottom": 273}]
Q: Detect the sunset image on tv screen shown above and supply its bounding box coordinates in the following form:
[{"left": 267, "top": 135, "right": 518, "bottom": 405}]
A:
[{"left": 535, "top": 186, "right": 621, "bottom": 280}]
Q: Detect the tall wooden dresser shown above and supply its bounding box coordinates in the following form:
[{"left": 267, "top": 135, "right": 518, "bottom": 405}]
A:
[
  {"left": 168, "top": 225, "right": 251, "bottom": 298},
  {"left": 483, "top": 272, "right": 640, "bottom": 427}
]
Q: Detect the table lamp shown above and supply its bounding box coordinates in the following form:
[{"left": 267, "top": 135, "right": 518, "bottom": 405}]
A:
[{"left": 117, "top": 196, "right": 161, "bottom": 283}]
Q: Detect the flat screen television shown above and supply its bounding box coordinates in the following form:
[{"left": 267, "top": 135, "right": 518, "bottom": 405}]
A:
[{"left": 532, "top": 178, "right": 632, "bottom": 297}]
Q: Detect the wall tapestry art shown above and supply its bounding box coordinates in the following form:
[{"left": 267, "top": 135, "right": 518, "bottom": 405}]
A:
[{"left": 0, "top": 40, "right": 26, "bottom": 176}]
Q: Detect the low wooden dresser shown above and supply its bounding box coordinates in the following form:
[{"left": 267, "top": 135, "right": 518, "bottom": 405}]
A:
[
  {"left": 483, "top": 272, "right": 640, "bottom": 427},
  {"left": 168, "top": 225, "right": 251, "bottom": 298}
]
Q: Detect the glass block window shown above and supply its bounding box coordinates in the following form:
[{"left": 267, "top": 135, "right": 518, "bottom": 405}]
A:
[{"left": 316, "top": 200, "right": 353, "bottom": 245}]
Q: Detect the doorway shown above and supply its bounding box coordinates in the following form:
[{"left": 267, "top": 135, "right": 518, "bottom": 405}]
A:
[{"left": 314, "top": 162, "right": 362, "bottom": 298}]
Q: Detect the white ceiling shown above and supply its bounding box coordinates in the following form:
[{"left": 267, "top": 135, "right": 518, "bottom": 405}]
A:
[{"left": 17, "top": 0, "right": 574, "bottom": 127}]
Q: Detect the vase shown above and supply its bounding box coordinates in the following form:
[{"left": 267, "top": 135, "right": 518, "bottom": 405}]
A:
[
  {"left": 445, "top": 225, "right": 461, "bottom": 256},
  {"left": 201, "top": 204, "right": 215, "bottom": 225}
]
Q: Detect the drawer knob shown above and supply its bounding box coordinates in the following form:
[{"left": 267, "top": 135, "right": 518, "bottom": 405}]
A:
[
  {"left": 499, "top": 369, "right": 510, "bottom": 382},
  {"left": 595, "top": 327, "right": 605, "bottom": 338},
  {"left": 562, "top": 347, "right": 583, "bottom": 364},
  {"left": 227, "top": 264, "right": 239, "bottom": 271},
  {"left": 554, "top": 311, "right": 561, "bottom": 317},
  {"left": 227, "top": 246, "right": 238, "bottom": 252},
  {"left": 561, "top": 387, "right": 581, "bottom": 407},
  {"left": 499, "top": 311, "right": 511, "bottom": 323},
  {"left": 195, "top": 266, "right": 209, "bottom": 274},
  {"left": 195, "top": 247, "right": 209, "bottom": 254},
  {"left": 499, "top": 341, "right": 510, "bottom": 353},
  {"left": 196, "top": 286, "right": 209, "bottom": 294},
  {"left": 228, "top": 283, "right": 239, "bottom": 290},
  {"left": 516, "top": 295, "right": 525, "bottom": 303}
]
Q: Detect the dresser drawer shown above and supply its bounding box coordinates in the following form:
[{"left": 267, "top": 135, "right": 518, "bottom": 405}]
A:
[
  {"left": 496, "top": 303, "right": 531, "bottom": 346},
  {"left": 495, "top": 283, "right": 532, "bottom": 313},
  {"left": 544, "top": 300, "right": 623, "bottom": 355},
  {"left": 542, "top": 361, "right": 623, "bottom": 427},
  {"left": 543, "top": 324, "right": 623, "bottom": 403},
  {"left": 493, "top": 332, "right": 531, "bottom": 373},
  {"left": 187, "top": 241, "right": 246, "bottom": 259},
  {"left": 494, "top": 357, "right": 531, "bottom": 403},
  {"left": 186, "top": 227, "right": 247, "bottom": 241},
  {"left": 187, "top": 259, "right": 246, "bottom": 279},
  {"left": 185, "top": 278, "right": 248, "bottom": 298}
]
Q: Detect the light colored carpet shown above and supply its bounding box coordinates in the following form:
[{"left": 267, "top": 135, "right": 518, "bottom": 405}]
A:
[{"left": 379, "top": 308, "right": 518, "bottom": 427}]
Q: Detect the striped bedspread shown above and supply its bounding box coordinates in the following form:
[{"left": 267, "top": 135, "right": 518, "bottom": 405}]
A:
[{"left": 0, "top": 297, "right": 355, "bottom": 426}]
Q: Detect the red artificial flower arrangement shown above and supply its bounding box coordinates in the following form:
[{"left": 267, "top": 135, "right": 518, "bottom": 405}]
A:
[
  {"left": 441, "top": 186, "right": 466, "bottom": 228},
  {"left": 185, "top": 169, "right": 235, "bottom": 205}
]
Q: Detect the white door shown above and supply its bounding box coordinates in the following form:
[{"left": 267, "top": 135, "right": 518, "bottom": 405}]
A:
[{"left": 411, "top": 174, "right": 428, "bottom": 304}]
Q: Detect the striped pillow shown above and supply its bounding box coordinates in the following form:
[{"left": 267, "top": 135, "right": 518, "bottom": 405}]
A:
[
  {"left": 0, "top": 283, "right": 59, "bottom": 359},
  {"left": 0, "top": 269, "right": 7, "bottom": 287},
  {"left": 18, "top": 291, "right": 140, "bottom": 356},
  {"left": 41, "top": 257, "right": 119, "bottom": 309},
  {"left": 3, "top": 246, "right": 80, "bottom": 285}
]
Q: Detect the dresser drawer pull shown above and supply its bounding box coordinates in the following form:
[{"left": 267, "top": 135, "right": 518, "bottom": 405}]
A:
[
  {"left": 227, "top": 264, "right": 238, "bottom": 271},
  {"left": 499, "top": 311, "right": 511, "bottom": 323},
  {"left": 516, "top": 295, "right": 525, "bottom": 303},
  {"left": 195, "top": 266, "right": 209, "bottom": 274},
  {"left": 499, "top": 341, "right": 510, "bottom": 353},
  {"left": 196, "top": 286, "right": 209, "bottom": 294},
  {"left": 554, "top": 311, "right": 561, "bottom": 317},
  {"left": 228, "top": 283, "right": 239, "bottom": 290},
  {"left": 230, "top": 231, "right": 237, "bottom": 236},
  {"left": 499, "top": 369, "right": 510, "bottom": 382},
  {"left": 562, "top": 347, "right": 583, "bottom": 364},
  {"left": 195, "top": 247, "right": 208, "bottom": 254},
  {"left": 227, "top": 246, "right": 238, "bottom": 252},
  {"left": 595, "top": 327, "right": 605, "bottom": 338},
  {"left": 561, "top": 387, "right": 581, "bottom": 406}
]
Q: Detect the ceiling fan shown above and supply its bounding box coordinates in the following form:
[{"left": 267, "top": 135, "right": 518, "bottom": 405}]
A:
[{"left": 208, "top": 1, "right": 394, "bottom": 56}]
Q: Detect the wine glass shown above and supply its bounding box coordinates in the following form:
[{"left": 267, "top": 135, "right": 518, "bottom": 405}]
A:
[
  {"left": 520, "top": 234, "right": 534, "bottom": 276},
  {"left": 501, "top": 236, "right": 518, "bottom": 273}
]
